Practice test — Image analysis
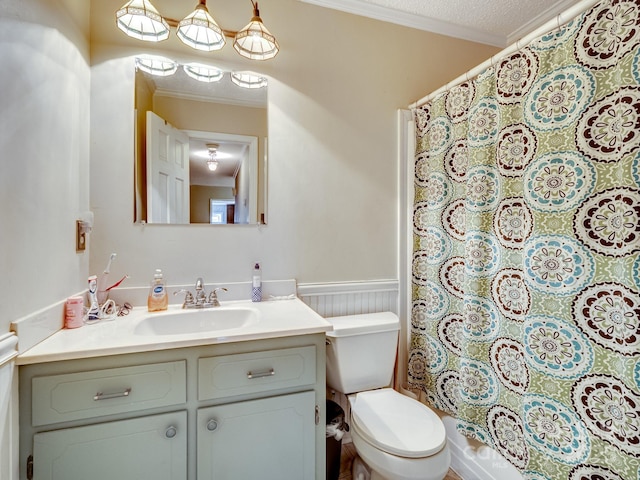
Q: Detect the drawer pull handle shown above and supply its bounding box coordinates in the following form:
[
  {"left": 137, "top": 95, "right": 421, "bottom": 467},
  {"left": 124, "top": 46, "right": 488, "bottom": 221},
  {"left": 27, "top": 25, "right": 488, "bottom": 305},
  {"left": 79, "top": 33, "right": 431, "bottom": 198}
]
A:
[
  {"left": 165, "top": 426, "right": 177, "bottom": 438},
  {"left": 247, "top": 368, "right": 275, "bottom": 379},
  {"left": 93, "top": 387, "right": 132, "bottom": 401},
  {"left": 207, "top": 419, "right": 218, "bottom": 431}
]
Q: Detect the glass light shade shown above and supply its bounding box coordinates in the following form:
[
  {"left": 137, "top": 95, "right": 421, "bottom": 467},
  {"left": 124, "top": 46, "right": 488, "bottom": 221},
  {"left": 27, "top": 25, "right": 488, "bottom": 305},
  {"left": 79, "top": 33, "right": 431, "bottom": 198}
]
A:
[
  {"left": 177, "top": 2, "right": 226, "bottom": 51},
  {"left": 230, "top": 71, "right": 268, "bottom": 89},
  {"left": 183, "top": 63, "right": 224, "bottom": 83},
  {"left": 207, "top": 144, "right": 219, "bottom": 171},
  {"left": 116, "top": 0, "right": 170, "bottom": 42},
  {"left": 233, "top": 3, "right": 279, "bottom": 60},
  {"left": 135, "top": 55, "right": 178, "bottom": 76}
]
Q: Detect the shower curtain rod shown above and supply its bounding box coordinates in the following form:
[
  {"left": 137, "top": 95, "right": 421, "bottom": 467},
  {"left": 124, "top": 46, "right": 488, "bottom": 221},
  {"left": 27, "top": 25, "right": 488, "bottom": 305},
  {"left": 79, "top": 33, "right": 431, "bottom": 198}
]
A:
[{"left": 409, "top": 0, "right": 601, "bottom": 109}]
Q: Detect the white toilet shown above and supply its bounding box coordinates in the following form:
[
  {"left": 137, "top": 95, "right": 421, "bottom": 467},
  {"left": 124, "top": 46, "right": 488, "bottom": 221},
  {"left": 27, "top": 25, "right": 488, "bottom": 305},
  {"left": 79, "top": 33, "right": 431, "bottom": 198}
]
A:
[{"left": 325, "top": 312, "right": 450, "bottom": 480}]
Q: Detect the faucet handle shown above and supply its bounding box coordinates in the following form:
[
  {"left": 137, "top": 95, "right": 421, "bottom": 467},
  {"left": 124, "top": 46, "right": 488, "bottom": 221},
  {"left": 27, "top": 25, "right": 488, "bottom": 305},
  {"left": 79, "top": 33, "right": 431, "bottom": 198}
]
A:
[
  {"left": 208, "top": 287, "right": 228, "bottom": 307},
  {"left": 174, "top": 289, "right": 195, "bottom": 309}
]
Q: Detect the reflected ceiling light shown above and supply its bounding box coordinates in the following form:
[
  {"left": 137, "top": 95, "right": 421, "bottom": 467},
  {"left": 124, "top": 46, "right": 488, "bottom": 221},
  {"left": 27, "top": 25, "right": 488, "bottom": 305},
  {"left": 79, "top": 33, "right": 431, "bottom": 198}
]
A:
[
  {"left": 116, "top": 0, "right": 170, "bottom": 42},
  {"left": 135, "top": 55, "right": 178, "bottom": 76},
  {"left": 231, "top": 71, "right": 268, "bottom": 89},
  {"left": 183, "top": 63, "right": 224, "bottom": 83},
  {"left": 233, "top": 1, "right": 279, "bottom": 60},
  {"left": 207, "top": 144, "right": 220, "bottom": 172},
  {"left": 116, "top": 0, "right": 278, "bottom": 60},
  {"left": 177, "top": 0, "right": 225, "bottom": 51}
]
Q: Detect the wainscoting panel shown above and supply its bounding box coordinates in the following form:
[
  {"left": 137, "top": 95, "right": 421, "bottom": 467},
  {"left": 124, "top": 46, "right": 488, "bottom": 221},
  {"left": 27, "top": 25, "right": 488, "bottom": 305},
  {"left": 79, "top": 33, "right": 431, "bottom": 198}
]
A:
[
  {"left": 297, "top": 280, "right": 399, "bottom": 318},
  {"left": 0, "top": 332, "right": 19, "bottom": 480}
]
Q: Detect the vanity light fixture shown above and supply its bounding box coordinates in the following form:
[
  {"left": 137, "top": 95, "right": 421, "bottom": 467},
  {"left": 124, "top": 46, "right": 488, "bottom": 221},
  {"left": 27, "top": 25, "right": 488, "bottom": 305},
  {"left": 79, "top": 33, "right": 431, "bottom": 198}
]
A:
[
  {"left": 183, "top": 63, "right": 224, "bottom": 83},
  {"left": 116, "top": 0, "right": 170, "bottom": 42},
  {"left": 233, "top": 1, "right": 280, "bottom": 60},
  {"left": 116, "top": 0, "right": 279, "bottom": 60},
  {"left": 230, "top": 71, "right": 268, "bottom": 89},
  {"left": 207, "top": 144, "right": 220, "bottom": 172},
  {"left": 135, "top": 55, "right": 178, "bottom": 76},
  {"left": 176, "top": 0, "right": 225, "bottom": 52}
]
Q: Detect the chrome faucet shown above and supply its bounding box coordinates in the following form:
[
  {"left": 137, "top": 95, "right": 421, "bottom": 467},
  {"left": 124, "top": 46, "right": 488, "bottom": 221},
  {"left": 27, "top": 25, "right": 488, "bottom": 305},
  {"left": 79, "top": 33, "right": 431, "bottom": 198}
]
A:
[
  {"left": 174, "top": 278, "right": 227, "bottom": 309},
  {"left": 194, "top": 277, "right": 207, "bottom": 305}
]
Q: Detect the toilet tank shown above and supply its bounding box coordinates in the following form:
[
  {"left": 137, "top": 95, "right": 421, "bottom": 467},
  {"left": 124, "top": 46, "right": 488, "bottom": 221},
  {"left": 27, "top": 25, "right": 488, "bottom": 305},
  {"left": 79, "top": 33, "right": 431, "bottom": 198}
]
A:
[{"left": 325, "top": 312, "right": 400, "bottom": 394}]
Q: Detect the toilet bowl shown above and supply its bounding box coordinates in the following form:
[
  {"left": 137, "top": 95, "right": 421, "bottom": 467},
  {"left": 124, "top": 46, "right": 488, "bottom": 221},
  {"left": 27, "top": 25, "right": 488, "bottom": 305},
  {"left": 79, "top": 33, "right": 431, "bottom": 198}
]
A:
[
  {"left": 348, "top": 388, "right": 450, "bottom": 480},
  {"left": 324, "top": 312, "right": 450, "bottom": 480}
]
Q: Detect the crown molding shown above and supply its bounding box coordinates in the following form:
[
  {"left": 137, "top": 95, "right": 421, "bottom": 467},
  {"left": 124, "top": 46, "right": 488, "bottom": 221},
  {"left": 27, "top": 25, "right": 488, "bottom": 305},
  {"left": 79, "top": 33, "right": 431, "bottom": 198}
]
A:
[
  {"left": 300, "top": 0, "right": 506, "bottom": 47},
  {"left": 300, "top": 0, "right": 582, "bottom": 48},
  {"left": 506, "top": 0, "right": 578, "bottom": 45}
]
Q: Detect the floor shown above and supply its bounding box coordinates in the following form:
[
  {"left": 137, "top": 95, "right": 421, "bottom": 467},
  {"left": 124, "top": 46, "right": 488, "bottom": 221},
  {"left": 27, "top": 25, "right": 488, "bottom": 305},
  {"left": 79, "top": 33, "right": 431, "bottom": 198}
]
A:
[{"left": 338, "top": 441, "right": 463, "bottom": 480}]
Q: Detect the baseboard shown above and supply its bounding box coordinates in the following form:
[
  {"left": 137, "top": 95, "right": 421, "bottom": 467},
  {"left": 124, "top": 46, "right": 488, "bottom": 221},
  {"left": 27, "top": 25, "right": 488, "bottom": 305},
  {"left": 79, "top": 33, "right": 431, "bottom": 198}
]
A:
[{"left": 441, "top": 415, "right": 523, "bottom": 480}]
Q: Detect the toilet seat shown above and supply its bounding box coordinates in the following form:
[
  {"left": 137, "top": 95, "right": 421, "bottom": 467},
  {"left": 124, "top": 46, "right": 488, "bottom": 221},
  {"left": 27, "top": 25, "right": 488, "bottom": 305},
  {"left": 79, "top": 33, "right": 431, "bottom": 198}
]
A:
[{"left": 350, "top": 388, "right": 446, "bottom": 458}]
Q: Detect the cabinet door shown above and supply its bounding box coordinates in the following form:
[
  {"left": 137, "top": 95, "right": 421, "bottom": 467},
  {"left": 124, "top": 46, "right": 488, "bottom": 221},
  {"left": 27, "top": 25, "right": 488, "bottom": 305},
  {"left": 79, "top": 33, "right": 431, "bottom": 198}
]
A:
[
  {"left": 198, "top": 391, "right": 316, "bottom": 480},
  {"left": 33, "top": 411, "right": 187, "bottom": 480}
]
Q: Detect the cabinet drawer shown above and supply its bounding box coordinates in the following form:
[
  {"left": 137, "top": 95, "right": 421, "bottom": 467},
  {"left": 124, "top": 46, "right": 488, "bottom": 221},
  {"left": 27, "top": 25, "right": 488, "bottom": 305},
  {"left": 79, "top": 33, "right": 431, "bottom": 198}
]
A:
[
  {"left": 198, "top": 346, "right": 316, "bottom": 401},
  {"left": 32, "top": 361, "right": 186, "bottom": 426}
]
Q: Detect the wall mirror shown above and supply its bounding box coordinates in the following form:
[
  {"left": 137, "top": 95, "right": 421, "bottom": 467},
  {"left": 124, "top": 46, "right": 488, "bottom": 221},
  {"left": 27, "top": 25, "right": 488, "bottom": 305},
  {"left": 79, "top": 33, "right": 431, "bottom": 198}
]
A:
[{"left": 134, "top": 64, "right": 268, "bottom": 225}]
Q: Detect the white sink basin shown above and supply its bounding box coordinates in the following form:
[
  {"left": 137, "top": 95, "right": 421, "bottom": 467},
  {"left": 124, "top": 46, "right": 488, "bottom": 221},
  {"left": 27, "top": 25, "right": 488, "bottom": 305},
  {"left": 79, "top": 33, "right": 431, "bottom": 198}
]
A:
[{"left": 134, "top": 307, "right": 259, "bottom": 336}]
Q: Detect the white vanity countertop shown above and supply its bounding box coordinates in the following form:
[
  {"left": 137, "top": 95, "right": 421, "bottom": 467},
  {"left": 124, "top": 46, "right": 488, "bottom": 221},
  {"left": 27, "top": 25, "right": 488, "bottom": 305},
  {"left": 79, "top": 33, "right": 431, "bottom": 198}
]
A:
[{"left": 16, "top": 298, "right": 332, "bottom": 365}]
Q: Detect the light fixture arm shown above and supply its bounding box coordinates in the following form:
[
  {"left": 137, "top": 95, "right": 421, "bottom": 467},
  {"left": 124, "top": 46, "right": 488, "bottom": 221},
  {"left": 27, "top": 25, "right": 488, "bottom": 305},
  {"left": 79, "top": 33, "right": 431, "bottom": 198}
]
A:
[{"left": 164, "top": 17, "right": 237, "bottom": 38}]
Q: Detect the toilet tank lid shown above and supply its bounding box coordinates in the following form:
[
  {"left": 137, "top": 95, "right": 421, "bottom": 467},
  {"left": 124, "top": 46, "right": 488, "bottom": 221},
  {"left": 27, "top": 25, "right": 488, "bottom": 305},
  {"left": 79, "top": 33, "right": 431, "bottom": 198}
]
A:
[{"left": 325, "top": 312, "right": 399, "bottom": 337}]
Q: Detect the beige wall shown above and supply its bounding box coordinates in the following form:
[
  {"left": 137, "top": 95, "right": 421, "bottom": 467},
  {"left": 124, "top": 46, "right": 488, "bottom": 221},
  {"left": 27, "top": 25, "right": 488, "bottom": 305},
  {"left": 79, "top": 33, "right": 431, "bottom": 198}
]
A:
[
  {"left": 154, "top": 97, "right": 268, "bottom": 139},
  {"left": 90, "top": 0, "right": 498, "bottom": 288},
  {"left": 0, "top": 0, "right": 90, "bottom": 333},
  {"left": 1, "top": 2, "right": 90, "bottom": 477}
]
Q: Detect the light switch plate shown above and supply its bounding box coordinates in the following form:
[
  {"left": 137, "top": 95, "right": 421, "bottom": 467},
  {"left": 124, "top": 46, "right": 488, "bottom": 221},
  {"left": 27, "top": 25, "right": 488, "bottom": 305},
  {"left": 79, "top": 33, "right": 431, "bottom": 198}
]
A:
[{"left": 76, "top": 220, "right": 86, "bottom": 252}]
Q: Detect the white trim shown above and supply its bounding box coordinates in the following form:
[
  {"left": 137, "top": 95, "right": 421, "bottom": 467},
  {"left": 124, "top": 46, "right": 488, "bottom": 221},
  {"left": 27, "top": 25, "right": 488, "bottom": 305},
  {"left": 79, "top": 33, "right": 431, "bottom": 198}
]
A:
[
  {"left": 300, "top": 0, "right": 580, "bottom": 48},
  {"left": 153, "top": 88, "right": 267, "bottom": 108},
  {"left": 409, "top": 0, "right": 601, "bottom": 108},
  {"left": 0, "top": 333, "right": 18, "bottom": 368},
  {"left": 440, "top": 414, "right": 524, "bottom": 480},
  {"left": 506, "top": 0, "right": 577, "bottom": 45},
  {"left": 396, "top": 109, "right": 414, "bottom": 390},
  {"left": 0, "top": 356, "right": 18, "bottom": 480},
  {"left": 297, "top": 280, "right": 398, "bottom": 296}
]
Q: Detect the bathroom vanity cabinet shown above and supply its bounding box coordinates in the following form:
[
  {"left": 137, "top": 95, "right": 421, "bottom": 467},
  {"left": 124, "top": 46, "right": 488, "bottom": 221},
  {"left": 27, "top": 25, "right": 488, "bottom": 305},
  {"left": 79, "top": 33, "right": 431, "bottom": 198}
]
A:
[{"left": 19, "top": 334, "right": 326, "bottom": 480}]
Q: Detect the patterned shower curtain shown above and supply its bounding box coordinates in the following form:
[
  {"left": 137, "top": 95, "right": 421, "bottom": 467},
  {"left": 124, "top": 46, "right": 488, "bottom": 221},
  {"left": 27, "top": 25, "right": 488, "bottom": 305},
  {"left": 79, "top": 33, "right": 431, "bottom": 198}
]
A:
[{"left": 408, "top": 1, "right": 640, "bottom": 479}]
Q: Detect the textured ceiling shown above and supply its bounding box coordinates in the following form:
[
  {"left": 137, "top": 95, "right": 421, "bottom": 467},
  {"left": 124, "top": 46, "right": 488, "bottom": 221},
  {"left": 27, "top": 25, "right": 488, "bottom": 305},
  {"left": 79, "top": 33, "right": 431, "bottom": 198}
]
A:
[{"left": 300, "top": 0, "right": 579, "bottom": 47}]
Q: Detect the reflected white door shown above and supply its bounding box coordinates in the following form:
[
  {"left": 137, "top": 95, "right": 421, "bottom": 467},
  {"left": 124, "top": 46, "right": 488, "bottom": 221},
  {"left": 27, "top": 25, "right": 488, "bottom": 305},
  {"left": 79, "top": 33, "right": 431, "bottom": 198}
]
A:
[{"left": 146, "top": 111, "right": 190, "bottom": 224}]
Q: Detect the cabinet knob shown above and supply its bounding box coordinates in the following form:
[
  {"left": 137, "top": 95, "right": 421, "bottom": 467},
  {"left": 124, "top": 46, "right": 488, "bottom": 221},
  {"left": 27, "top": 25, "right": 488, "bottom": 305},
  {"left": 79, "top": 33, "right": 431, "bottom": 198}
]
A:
[
  {"left": 207, "top": 419, "right": 218, "bottom": 431},
  {"left": 165, "top": 426, "right": 177, "bottom": 438}
]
